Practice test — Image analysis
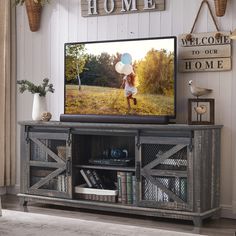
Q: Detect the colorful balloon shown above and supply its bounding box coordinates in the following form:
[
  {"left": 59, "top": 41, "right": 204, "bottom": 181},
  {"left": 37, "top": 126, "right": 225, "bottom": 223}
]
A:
[
  {"left": 115, "top": 61, "right": 125, "bottom": 74},
  {"left": 122, "top": 64, "right": 133, "bottom": 75},
  {"left": 121, "top": 53, "right": 132, "bottom": 65}
]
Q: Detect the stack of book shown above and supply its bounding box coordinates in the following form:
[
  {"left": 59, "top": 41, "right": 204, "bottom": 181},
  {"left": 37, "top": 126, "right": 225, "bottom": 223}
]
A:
[
  {"left": 117, "top": 171, "right": 136, "bottom": 205},
  {"left": 57, "top": 174, "right": 67, "bottom": 192},
  {"left": 80, "top": 169, "right": 105, "bottom": 189},
  {"left": 76, "top": 169, "right": 118, "bottom": 203}
]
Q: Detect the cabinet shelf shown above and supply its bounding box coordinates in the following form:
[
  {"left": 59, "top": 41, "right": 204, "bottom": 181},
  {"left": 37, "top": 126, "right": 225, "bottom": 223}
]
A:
[{"left": 74, "top": 164, "right": 135, "bottom": 172}]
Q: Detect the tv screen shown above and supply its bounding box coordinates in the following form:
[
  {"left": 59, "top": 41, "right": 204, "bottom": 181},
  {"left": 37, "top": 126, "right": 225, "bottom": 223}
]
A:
[{"left": 62, "top": 37, "right": 176, "bottom": 124}]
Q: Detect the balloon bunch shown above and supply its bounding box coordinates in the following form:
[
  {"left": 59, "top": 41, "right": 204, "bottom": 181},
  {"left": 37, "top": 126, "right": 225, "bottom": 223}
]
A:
[{"left": 115, "top": 53, "right": 133, "bottom": 75}]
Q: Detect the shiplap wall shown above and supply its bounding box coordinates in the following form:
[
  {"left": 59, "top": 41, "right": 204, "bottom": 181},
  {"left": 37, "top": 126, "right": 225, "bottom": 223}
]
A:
[{"left": 16, "top": 0, "right": 236, "bottom": 216}]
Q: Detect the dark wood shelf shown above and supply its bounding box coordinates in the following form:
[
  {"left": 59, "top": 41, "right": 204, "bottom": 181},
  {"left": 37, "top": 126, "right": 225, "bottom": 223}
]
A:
[{"left": 74, "top": 164, "right": 135, "bottom": 172}]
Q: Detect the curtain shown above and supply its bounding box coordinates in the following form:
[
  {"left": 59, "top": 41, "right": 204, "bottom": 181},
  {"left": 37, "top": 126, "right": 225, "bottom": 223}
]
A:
[
  {"left": 233, "top": 151, "right": 236, "bottom": 214},
  {"left": 0, "top": 0, "right": 16, "bottom": 186}
]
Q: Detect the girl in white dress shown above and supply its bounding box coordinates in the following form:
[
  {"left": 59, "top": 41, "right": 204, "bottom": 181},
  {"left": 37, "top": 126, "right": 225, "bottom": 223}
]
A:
[{"left": 121, "top": 73, "right": 137, "bottom": 110}]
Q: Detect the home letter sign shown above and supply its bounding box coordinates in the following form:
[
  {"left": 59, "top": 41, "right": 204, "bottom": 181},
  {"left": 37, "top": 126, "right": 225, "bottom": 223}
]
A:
[
  {"left": 179, "top": 32, "right": 231, "bottom": 72},
  {"left": 81, "top": 0, "right": 165, "bottom": 17}
]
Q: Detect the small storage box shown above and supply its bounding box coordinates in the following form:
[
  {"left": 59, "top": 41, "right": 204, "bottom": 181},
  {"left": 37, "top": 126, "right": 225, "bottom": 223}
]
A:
[{"left": 75, "top": 185, "right": 118, "bottom": 203}]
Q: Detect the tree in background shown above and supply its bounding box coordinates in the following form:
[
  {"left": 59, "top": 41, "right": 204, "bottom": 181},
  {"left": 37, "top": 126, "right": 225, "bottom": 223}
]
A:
[
  {"left": 136, "top": 49, "right": 174, "bottom": 96},
  {"left": 65, "top": 44, "right": 87, "bottom": 84},
  {"left": 81, "top": 52, "right": 122, "bottom": 88}
]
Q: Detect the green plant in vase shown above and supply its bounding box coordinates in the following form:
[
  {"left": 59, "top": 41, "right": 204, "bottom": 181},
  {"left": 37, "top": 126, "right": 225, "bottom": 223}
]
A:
[
  {"left": 17, "top": 78, "right": 55, "bottom": 96},
  {"left": 17, "top": 78, "right": 54, "bottom": 121}
]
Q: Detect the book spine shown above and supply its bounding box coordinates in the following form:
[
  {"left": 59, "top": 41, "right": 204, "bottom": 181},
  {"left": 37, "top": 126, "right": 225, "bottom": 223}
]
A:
[
  {"left": 169, "top": 178, "right": 174, "bottom": 192},
  {"left": 180, "top": 177, "right": 187, "bottom": 202},
  {"left": 117, "top": 171, "right": 122, "bottom": 203},
  {"left": 175, "top": 177, "right": 180, "bottom": 197},
  {"left": 80, "top": 169, "right": 93, "bottom": 188},
  {"left": 86, "top": 169, "right": 101, "bottom": 189},
  {"left": 57, "top": 175, "right": 62, "bottom": 192},
  {"left": 132, "top": 175, "right": 136, "bottom": 205},
  {"left": 157, "top": 187, "right": 163, "bottom": 202},
  {"left": 65, "top": 176, "right": 67, "bottom": 192},
  {"left": 163, "top": 178, "right": 169, "bottom": 202},
  {"left": 120, "top": 172, "right": 127, "bottom": 204},
  {"left": 61, "top": 175, "right": 65, "bottom": 192},
  {"left": 92, "top": 170, "right": 104, "bottom": 189},
  {"left": 126, "top": 172, "right": 133, "bottom": 204},
  {"left": 144, "top": 178, "right": 148, "bottom": 200}
]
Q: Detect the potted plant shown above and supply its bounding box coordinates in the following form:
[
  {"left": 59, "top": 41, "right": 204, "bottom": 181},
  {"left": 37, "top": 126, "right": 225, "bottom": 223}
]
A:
[
  {"left": 15, "top": 0, "right": 50, "bottom": 32},
  {"left": 17, "top": 78, "right": 54, "bottom": 120}
]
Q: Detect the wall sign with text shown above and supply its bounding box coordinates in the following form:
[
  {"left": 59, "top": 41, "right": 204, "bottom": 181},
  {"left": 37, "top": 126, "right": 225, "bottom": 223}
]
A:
[
  {"left": 81, "top": 0, "right": 165, "bottom": 17},
  {"left": 178, "top": 32, "right": 231, "bottom": 72}
]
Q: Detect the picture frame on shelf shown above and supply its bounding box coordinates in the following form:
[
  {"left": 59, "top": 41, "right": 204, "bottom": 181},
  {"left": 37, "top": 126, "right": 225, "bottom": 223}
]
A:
[{"left": 188, "top": 98, "right": 215, "bottom": 125}]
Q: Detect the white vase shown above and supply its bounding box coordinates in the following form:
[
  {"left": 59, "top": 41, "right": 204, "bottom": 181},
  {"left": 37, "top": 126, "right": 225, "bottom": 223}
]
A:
[{"left": 32, "top": 93, "right": 47, "bottom": 121}]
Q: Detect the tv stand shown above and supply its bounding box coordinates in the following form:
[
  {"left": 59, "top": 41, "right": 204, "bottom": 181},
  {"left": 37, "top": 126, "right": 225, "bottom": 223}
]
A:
[{"left": 18, "top": 121, "right": 222, "bottom": 227}]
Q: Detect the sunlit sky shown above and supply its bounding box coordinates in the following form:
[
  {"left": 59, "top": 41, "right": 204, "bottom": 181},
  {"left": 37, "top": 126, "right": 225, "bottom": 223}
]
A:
[{"left": 84, "top": 38, "right": 175, "bottom": 61}]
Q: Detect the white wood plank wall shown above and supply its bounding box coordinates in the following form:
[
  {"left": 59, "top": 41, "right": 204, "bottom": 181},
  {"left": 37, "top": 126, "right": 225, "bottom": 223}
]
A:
[{"left": 16, "top": 0, "right": 236, "bottom": 216}]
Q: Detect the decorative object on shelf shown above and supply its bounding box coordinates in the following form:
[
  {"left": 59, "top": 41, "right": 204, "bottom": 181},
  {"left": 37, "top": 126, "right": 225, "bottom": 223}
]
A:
[
  {"left": 188, "top": 98, "right": 215, "bottom": 125},
  {"left": 14, "top": 0, "right": 49, "bottom": 32},
  {"left": 32, "top": 93, "right": 47, "bottom": 120},
  {"left": 194, "top": 105, "right": 207, "bottom": 115},
  {"left": 110, "top": 148, "right": 128, "bottom": 159},
  {"left": 214, "top": 0, "right": 227, "bottom": 17},
  {"left": 188, "top": 80, "right": 212, "bottom": 98},
  {"left": 41, "top": 111, "right": 52, "bottom": 122},
  {"left": 17, "top": 78, "right": 54, "bottom": 121},
  {"left": 179, "top": 0, "right": 231, "bottom": 72},
  {"left": 229, "top": 29, "right": 236, "bottom": 40}
]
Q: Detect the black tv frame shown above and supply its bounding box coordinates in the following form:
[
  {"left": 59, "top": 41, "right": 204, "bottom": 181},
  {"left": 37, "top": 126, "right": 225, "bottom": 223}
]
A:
[{"left": 61, "top": 36, "right": 177, "bottom": 124}]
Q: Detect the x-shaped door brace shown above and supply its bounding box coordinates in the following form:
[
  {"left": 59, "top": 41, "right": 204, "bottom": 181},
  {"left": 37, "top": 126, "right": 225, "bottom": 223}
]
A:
[
  {"left": 142, "top": 144, "right": 187, "bottom": 204},
  {"left": 29, "top": 138, "right": 66, "bottom": 190}
]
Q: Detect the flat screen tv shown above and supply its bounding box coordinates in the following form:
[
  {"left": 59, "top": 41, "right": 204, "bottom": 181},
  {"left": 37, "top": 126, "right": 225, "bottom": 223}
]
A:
[{"left": 61, "top": 36, "right": 177, "bottom": 124}]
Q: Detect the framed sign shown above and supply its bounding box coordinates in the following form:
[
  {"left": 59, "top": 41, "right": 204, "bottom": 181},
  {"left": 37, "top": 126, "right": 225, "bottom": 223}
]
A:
[
  {"left": 179, "top": 32, "right": 231, "bottom": 72},
  {"left": 81, "top": 0, "right": 165, "bottom": 17}
]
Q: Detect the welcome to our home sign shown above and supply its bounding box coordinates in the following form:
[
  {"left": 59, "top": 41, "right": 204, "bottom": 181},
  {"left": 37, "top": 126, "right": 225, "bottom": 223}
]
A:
[
  {"left": 179, "top": 32, "right": 231, "bottom": 72},
  {"left": 81, "top": 0, "right": 165, "bottom": 17}
]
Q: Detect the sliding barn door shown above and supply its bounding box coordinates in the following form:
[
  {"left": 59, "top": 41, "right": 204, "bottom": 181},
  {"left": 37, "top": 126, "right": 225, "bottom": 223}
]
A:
[
  {"left": 23, "top": 130, "right": 72, "bottom": 199},
  {"left": 136, "top": 136, "right": 193, "bottom": 211}
]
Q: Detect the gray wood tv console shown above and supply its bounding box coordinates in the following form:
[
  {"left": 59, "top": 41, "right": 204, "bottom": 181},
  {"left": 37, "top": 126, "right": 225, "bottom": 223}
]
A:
[{"left": 18, "top": 121, "right": 222, "bottom": 226}]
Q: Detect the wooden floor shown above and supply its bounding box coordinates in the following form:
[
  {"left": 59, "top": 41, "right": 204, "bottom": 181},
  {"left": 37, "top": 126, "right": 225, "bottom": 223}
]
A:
[{"left": 1, "top": 194, "right": 236, "bottom": 236}]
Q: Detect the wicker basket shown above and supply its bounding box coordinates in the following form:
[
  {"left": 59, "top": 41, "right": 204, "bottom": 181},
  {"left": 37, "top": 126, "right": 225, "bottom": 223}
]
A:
[
  {"left": 75, "top": 185, "right": 118, "bottom": 203},
  {"left": 214, "top": 0, "right": 227, "bottom": 17},
  {"left": 25, "top": 0, "right": 42, "bottom": 32}
]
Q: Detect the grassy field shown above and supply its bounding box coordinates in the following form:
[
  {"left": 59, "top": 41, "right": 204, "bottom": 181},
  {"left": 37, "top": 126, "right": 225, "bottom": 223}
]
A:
[{"left": 65, "top": 85, "right": 174, "bottom": 116}]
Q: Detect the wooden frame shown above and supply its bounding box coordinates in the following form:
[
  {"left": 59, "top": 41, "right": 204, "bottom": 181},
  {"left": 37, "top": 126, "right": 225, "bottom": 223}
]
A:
[{"left": 188, "top": 98, "right": 215, "bottom": 125}]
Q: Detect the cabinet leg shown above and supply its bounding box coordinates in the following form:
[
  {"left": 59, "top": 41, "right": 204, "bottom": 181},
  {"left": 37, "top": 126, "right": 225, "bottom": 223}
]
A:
[
  {"left": 20, "top": 198, "right": 28, "bottom": 206},
  {"left": 211, "top": 209, "right": 221, "bottom": 220},
  {"left": 19, "top": 198, "right": 28, "bottom": 212},
  {"left": 193, "top": 217, "right": 202, "bottom": 227}
]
